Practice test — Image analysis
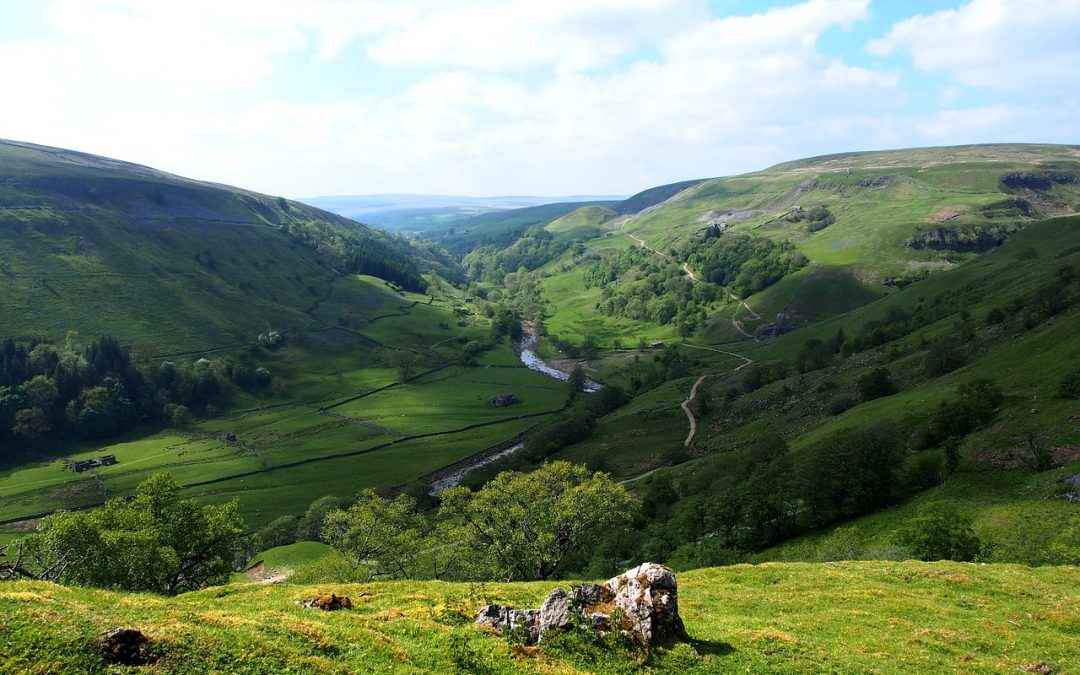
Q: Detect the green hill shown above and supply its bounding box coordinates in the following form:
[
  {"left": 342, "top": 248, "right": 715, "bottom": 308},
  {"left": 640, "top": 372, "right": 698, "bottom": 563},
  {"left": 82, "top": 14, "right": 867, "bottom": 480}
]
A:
[
  {"left": 0, "top": 139, "right": 429, "bottom": 354},
  {"left": 622, "top": 144, "right": 1080, "bottom": 281},
  {"left": 2, "top": 561, "right": 1076, "bottom": 673}
]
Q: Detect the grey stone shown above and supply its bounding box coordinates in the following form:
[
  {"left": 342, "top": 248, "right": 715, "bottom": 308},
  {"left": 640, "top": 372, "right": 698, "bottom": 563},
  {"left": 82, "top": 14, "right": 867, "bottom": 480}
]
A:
[
  {"left": 508, "top": 608, "right": 539, "bottom": 633},
  {"left": 589, "top": 613, "right": 611, "bottom": 630},
  {"left": 474, "top": 604, "right": 511, "bottom": 629},
  {"left": 98, "top": 627, "right": 149, "bottom": 666},
  {"left": 539, "top": 588, "right": 574, "bottom": 633},
  {"left": 572, "top": 583, "right": 610, "bottom": 609},
  {"left": 604, "top": 562, "right": 687, "bottom": 644},
  {"left": 473, "top": 563, "right": 686, "bottom": 647}
]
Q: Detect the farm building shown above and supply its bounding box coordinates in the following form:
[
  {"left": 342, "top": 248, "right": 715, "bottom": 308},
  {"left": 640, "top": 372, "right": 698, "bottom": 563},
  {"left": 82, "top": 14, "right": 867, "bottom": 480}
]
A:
[{"left": 490, "top": 393, "right": 517, "bottom": 407}]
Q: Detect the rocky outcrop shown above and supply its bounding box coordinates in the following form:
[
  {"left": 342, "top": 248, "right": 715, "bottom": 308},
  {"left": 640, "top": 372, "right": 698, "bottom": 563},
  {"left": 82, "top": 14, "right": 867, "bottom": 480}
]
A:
[
  {"left": 473, "top": 562, "right": 686, "bottom": 646},
  {"left": 297, "top": 593, "right": 353, "bottom": 610},
  {"left": 98, "top": 627, "right": 150, "bottom": 666}
]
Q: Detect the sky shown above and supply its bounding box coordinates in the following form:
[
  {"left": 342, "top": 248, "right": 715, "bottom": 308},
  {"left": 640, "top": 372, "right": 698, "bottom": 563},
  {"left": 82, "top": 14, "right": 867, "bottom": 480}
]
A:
[{"left": 1, "top": 0, "right": 1078, "bottom": 198}]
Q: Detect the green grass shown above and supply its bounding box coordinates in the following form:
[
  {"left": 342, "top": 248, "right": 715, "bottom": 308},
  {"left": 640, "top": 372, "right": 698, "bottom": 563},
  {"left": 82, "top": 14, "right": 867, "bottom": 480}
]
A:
[
  {"left": 2, "top": 561, "right": 1076, "bottom": 673},
  {"left": 760, "top": 461, "right": 1080, "bottom": 567},
  {"left": 0, "top": 332, "right": 568, "bottom": 533},
  {"left": 235, "top": 541, "right": 336, "bottom": 583},
  {"left": 544, "top": 204, "right": 616, "bottom": 241},
  {"left": 620, "top": 143, "right": 1080, "bottom": 282}
]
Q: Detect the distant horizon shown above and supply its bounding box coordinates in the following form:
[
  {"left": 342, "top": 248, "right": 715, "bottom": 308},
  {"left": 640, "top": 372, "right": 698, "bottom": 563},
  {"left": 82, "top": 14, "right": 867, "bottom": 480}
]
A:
[{"left": 2, "top": 0, "right": 1077, "bottom": 197}]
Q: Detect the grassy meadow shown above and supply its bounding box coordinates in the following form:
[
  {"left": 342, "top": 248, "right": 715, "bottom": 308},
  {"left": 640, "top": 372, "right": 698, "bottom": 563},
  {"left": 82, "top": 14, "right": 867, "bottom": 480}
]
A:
[{"left": 2, "top": 561, "right": 1076, "bottom": 673}]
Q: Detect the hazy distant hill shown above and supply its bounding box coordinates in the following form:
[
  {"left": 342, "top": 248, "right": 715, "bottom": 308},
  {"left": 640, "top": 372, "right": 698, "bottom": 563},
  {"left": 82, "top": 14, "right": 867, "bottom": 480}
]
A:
[{"left": 302, "top": 193, "right": 627, "bottom": 233}]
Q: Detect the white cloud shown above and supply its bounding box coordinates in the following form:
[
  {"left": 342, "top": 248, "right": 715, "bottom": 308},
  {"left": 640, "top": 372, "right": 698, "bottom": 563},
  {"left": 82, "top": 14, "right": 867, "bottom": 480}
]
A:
[
  {"left": 367, "top": 0, "right": 706, "bottom": 73},
  {"left": 2, "top": 0, "right": 1076, "bottom": 197},
  {"left": 39, "top": 0, "right": 413, "bottom": 89},
  {"left": 867, "top": 0, "right": 1080, "bottom": 91}
]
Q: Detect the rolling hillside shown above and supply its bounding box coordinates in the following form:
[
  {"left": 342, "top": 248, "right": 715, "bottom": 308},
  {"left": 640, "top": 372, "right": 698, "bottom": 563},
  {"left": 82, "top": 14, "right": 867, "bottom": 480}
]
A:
[
  {"left": 2, "top": 561, "right": 1076, "bottom": 672},
  {"left": 622, "top": 144, "right": 1080, "bottom": 275},
  {"left": 0, "top": 139, "right": 429, "bottom": 354}
]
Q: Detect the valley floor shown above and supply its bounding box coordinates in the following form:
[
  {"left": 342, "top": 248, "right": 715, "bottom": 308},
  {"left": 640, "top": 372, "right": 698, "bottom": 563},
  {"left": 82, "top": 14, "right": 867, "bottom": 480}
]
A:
[{"left": 2, "top": 561, "right": 1076, "bottom": 673}]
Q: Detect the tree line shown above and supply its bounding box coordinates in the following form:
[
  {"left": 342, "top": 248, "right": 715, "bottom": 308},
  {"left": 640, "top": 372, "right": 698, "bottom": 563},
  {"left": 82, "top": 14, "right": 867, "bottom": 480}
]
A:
[{"left": 0, "top": 335, "right": 272, "bottom": 456}]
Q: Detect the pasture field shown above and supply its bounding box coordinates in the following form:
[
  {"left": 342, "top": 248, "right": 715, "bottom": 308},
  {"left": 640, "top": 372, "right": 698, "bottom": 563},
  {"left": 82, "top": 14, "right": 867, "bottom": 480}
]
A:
[
  {"left": 183, "top": 418, "right": 543, "bottom": 526},
  {"left": 0, "top": 292, "right": 571, "bottom": 538}
]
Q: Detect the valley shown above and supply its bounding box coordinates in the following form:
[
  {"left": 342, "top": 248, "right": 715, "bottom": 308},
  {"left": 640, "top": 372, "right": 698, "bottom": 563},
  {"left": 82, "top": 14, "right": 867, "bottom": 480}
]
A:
[{"left": 1, "top": 139, "right": 1078, "bottom": 672}]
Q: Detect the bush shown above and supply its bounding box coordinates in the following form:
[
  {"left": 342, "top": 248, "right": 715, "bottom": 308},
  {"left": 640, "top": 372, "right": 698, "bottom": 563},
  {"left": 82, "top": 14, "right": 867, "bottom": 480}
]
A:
[
  {"left": 857, "top": 367, "right": 898, "bottom": 400},
  {"left": 984, "top": 307, "right": 1007, "bottom": 325},
  {"left": 924, "top": 336, "right": 964, "bottom": 376},
  {"left": 894, "top": 503, "right": 983, "bottom": 562},
  {"left": 828, "top": 394, "right": 857, "bottom": 416},
  {"left": 1058, "top": 368, "right": 1080, "bottom": 400},
  {"left": 814, "top": 526, "right": 864, "bottom": 562},
  {"left": 900, "top": 450, "right": 945, "bottom": 492},
  {"left": 289, "top": 551, "right": 371, "bottom": 584}
]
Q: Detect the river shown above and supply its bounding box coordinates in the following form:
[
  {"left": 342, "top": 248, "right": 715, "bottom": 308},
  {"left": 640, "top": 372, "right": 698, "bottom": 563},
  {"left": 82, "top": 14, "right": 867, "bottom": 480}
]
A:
[{"left": 517, "top": 327, "right": 601, "bottom": 392}]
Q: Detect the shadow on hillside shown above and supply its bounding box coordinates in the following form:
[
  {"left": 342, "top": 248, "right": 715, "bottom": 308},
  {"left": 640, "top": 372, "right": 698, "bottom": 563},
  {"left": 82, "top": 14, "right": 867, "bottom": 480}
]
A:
[{"left": 688, "top": 638, "right": 735, "bottom": 657}]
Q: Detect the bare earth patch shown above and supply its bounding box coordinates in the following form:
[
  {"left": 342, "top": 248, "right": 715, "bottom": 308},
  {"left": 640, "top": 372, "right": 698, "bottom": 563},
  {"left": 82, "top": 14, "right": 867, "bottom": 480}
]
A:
[{"left": 927, "top": 205, "right": 967, "bottom": 224}]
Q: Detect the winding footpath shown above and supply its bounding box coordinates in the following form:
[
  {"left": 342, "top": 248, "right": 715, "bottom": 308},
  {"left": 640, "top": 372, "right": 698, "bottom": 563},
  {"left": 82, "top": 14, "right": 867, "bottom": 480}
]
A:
[
  {"left": 727, "top": 289, "right": 762, "bottom": 340},
  {"left": 679, "top": 344, "right": 755, "bottom": 448},
  {"left": 680, "top": 375, "right": 708, "bottom": 447},
  {"left": 621, "top": 229, "right": 765, "bottom": 448}
]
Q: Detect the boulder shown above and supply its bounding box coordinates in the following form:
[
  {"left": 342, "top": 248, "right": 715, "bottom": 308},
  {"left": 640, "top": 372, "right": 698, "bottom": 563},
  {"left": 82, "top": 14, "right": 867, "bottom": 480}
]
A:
[
  {"left": 475, "top": 604, "right": 537, "bottom": 635},
  {"left": 98, "top": 627, "right": 149, "bottom": 666},
  {"left": 473, "top": 562, "right": 685, "bottom": 646},
  {"left": 605, "top": 562, "right": 687, "bottom": 644},
  {"left": 298, "top": 593, "right": 353, "bottom": 610}
]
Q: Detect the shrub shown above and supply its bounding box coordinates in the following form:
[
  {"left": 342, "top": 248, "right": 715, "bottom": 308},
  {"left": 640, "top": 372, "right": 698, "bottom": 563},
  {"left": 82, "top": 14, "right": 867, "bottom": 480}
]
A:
[
  {"left": 900, "top": 450, "right": 945, "bottom": 492},
  {"left": 924, "top": 336, "right": 964, "bottom": 376},
  {"left": 894, "top": 503, "right": 982, "bottom": 562},
  {"left": 857, "top": 367, "right": 898, "bottom": 400},
  {"left": 828, "top": 394, "right": 857, "bottom": 416},
  {"left": 1058, "top": 368, "right": 1080, "bottom": 400}
]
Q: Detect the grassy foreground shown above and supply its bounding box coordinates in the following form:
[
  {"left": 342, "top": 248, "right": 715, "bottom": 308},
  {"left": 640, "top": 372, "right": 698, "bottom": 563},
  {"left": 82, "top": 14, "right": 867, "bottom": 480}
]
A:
[{"left": 2, "top": 562, "right": 1077, "bottom": 673}]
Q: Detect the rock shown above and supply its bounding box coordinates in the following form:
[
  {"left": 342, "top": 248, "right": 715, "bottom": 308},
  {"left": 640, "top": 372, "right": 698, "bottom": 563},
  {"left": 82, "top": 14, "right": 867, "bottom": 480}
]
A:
[
  {"left": 298, "top": 593, "right": 353, "bottom": 610},
  {"left": 475, "top": 605, "right": 539, "bottom": 642},
  {"left": 474, "top": 604, "right": 510, "bottom": 629},
  {"left": 539, "top": 588, "right": 574, "bottom": 633},
  {"left": 509, "top": 609, "right": 541, "bottom": 644},
  {"left": 98, "top": 627, "right": 149, "bottom": 666},
  {"left": 572, "top": 583, "right": 610, "bottom": 608},
  {"left": 605, "top": 562, "right": 687, "bottom": 645},
  {"left": 472, "top": 563, "right": 686, "bottom": 647},
  {"left": 589, "top": 613, "right": 611, "bottom": 630}
]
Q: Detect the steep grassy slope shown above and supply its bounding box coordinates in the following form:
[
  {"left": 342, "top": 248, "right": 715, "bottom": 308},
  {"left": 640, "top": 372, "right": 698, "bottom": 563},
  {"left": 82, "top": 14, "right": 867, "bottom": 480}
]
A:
[
  {"left": 0, "top": 139, "right": 426, "bottom": 353},
  {"left": 624, "top": 144, "right": 1080, "bottom": 280},
  {"left": 552, "top": 214, "right": 1080, "bottom": 478},
  {"left": 2, "top": 562, "right": 1076, "bottom": 673}
]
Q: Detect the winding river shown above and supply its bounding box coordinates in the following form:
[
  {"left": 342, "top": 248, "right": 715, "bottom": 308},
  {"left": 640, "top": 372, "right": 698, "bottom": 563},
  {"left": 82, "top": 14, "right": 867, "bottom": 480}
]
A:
[{"left": 517, "top": 326, "right": 602, "bottom": 392}]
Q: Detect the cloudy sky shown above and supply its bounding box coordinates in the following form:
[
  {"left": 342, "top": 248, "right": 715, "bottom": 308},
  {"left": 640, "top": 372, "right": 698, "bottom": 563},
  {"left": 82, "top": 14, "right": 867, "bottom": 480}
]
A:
[{"left": 1, "top": 0, "right": 1077, "bottom": 198}]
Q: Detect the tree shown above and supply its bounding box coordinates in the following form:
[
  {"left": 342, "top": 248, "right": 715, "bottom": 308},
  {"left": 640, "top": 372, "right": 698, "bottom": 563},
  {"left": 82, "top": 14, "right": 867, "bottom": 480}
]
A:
[
  {"left": 567, "top": 365, "right": 588, "bottom": 393},
  {"left": 439, "top": 461, "right": 637, "bottom": 581},
  {"left": 856, "top": 367, "right": 897, "bottom": 400},
  {"left": 894, "top": 503, "right": 982, "bottom": 562},
  {"left": 255, "top": 515, "right": 298, "bottom": 552},
  {"left": 12, "top": 407, "right": 50, "bottom": 445},
  {"left": 323, "top": 490, "right": 444, "bottom": 579},
  {"left": 296, "top": 495, "right": 349, "bottom": 542},
  {"left": 394, "top": 350, "right": 417, "bottom": 383},
  {"left": 924, "top": 337, "right": 964, "bottom": 376},
  {"left": 17, "top": 473, "right": 245, "bottom": 594}
]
